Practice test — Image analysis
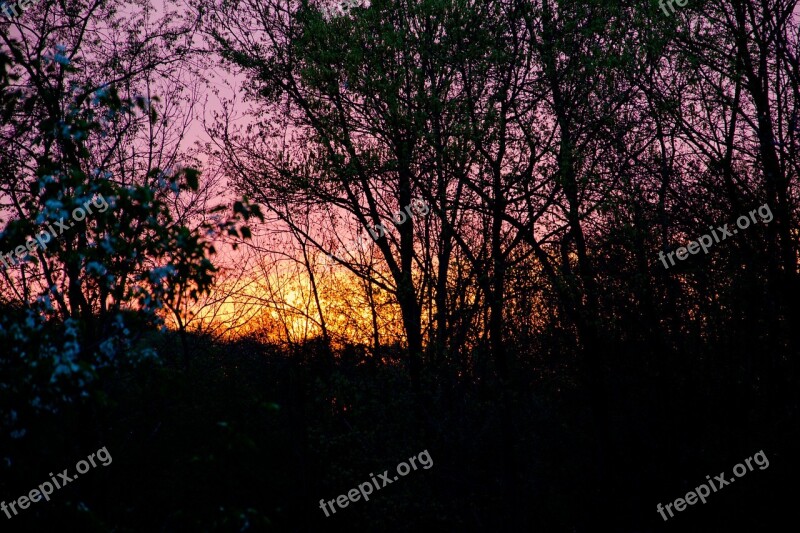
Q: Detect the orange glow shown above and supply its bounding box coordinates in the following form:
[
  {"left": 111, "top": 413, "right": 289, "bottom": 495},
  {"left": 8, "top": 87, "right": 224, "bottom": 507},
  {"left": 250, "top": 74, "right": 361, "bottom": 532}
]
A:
[{"left": 183, "top": 257, "right": 408, "bottom": 347}]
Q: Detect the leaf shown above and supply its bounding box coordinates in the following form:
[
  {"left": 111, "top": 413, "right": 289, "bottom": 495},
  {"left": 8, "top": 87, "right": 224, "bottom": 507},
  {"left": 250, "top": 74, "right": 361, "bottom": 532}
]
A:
[{"left": 184, "top": 168, "right": 200, "bottom": 190}]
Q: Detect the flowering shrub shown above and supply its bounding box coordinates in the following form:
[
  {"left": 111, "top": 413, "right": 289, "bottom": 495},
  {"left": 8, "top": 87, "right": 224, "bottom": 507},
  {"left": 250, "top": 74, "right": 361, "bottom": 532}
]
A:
[{"left": 0, "top": 46, "right": 261, "bottom": 442}]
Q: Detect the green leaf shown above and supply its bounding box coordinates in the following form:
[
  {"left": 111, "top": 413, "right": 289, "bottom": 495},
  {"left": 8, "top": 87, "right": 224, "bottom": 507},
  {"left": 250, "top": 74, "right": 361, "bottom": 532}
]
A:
[{"left": 184, "top": 168, "right": 200, "bottom": 190}]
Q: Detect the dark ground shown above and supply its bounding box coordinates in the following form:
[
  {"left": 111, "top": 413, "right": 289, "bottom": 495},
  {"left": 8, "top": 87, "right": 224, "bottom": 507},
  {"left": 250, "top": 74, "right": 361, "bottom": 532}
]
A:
[{"left": 1, "top": 330, "right": 797, "bottom": 532}]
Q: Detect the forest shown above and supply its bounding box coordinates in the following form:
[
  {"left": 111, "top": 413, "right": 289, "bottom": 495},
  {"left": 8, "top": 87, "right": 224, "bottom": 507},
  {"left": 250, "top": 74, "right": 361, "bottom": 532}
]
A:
[{"left": 1, "top": 0, "right": 798, "bottom": 531}]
